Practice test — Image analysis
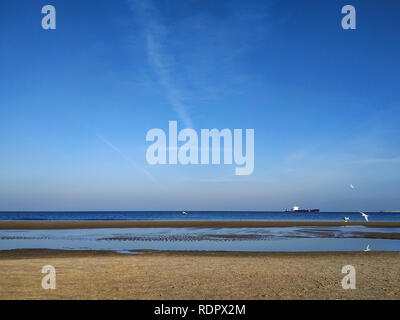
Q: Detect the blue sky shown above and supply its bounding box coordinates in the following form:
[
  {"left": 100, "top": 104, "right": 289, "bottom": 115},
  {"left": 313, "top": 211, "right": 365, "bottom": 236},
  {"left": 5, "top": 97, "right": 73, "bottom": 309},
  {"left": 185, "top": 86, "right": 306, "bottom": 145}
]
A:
[{"left": 0, "top": 0, "right": 399, "bottom": 211}]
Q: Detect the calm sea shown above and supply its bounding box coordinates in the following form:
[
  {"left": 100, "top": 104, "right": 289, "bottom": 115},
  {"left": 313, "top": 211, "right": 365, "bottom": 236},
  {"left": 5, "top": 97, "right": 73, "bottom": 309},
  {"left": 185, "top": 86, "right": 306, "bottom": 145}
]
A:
[
  {"left": 1, "top": 211, "right": 400, "bottom": 252},
  {"left": 0, "top": 211, "right": 399, "bottom": 222}
]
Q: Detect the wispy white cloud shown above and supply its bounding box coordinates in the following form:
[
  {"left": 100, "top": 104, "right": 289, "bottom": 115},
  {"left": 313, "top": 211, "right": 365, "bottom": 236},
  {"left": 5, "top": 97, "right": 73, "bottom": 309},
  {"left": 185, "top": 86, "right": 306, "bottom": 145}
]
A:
[
  {"left": 348, "top": 156, "right": 400, "bottom": 165},
  {"left": 127, "top": 0, "right": 194, "bottom": 128},
  {"left": 284, "top": 151, "right": 307, "bottom": 164},
  {"left": 96, "top": 133, "right": 162, "bottom": 187}
]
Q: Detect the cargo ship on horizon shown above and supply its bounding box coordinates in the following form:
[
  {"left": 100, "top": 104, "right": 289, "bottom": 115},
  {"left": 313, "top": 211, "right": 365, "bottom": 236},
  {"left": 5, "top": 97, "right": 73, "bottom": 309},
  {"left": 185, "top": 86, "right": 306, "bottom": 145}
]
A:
[{"left": 285, "top": 205, "right": 320, "bottom": 213}]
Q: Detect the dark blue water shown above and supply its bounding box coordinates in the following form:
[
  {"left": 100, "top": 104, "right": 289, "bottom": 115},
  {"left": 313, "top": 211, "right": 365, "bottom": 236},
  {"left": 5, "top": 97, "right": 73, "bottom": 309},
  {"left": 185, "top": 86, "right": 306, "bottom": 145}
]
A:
[{"left": 0, "top": 211, "right": 399, "bottom": 222}]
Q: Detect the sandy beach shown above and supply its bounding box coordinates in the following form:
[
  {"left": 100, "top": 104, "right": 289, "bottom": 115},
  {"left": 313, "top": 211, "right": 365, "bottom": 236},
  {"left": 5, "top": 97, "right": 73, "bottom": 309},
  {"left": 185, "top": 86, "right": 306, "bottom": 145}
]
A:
[
  {"left": 1, "top": 220, "right": 400, "bottom": 229},
  {"left": 0, "top": 249, "right": 399, "bottom": 300},
  {"left": 1, "top": 220, "right": 399, "bottom": 299}
]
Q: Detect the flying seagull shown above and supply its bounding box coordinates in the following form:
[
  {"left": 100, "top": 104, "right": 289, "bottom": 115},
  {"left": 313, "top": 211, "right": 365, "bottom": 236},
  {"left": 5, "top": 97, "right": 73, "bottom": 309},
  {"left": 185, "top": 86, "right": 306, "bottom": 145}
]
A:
[
  {"left": 360, "top": 211, "right": 369, "bottom": 222},
  {"left": 350, "top": 184, "right": 355, "bottom": 189},
  {"left": 364, "top": 244, "right": 371, "bottom": 252},
  {"left": 343, "top": 217, "right": 350, "bottom": 222}
]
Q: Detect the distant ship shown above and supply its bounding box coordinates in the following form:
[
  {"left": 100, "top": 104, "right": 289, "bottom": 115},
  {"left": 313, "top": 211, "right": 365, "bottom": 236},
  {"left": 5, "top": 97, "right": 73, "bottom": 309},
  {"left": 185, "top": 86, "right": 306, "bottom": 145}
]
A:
[{"left": 285, "top": 205, "right": 320, "bottom": 213}]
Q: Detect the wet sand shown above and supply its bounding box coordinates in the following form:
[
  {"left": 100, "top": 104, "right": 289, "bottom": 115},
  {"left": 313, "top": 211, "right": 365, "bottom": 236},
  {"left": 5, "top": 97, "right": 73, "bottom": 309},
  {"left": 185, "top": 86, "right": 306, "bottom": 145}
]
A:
[
  {"left": 0, "top": 249, "right": 399, "bottom": 300},
  {"left": 1, "top": 220, "right": 400, "bottom": 229}
]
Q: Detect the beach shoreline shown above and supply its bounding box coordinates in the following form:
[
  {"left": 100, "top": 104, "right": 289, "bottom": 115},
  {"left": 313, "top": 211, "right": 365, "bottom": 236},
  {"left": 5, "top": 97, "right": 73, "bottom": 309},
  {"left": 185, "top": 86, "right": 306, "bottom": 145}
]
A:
[
  {"left": 0, "top": 247, "right": 399, "bottom": 258},
  {"left": 1, "top": 220, "right": 400, "bottom": 229}
]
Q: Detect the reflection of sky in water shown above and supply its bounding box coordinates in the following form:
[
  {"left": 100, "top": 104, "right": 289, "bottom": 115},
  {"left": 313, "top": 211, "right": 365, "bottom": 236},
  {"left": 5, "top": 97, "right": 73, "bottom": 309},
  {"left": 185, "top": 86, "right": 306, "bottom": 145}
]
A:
[{"left": 0, "top": 227, "right": 399, "bottom": 252}]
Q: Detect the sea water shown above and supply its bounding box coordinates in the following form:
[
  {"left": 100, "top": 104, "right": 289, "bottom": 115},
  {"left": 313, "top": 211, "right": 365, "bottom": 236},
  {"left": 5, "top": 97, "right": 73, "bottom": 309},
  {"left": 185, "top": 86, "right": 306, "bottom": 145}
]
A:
[
  {"left": 0, "top": 226, "right": 399, "bottom": 253},
  {"left": 0, "top": 211, "right": 400, "bottom": 222}
]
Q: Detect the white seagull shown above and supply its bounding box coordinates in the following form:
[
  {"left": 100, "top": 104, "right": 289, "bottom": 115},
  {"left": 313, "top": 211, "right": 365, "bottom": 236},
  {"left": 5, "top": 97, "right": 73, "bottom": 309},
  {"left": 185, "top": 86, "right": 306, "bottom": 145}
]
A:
[
  {"left": 360, "top": 211, "right": 369, "bottom": 222},
  {"left": 350, "top": 184, "right": 355, "bottom": 190},
  {"left": 343, "top": 217, "right": 350, "bottom": 222},
  {"left": 364, "top": 244, "right": 371, "bottom": 252}
]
